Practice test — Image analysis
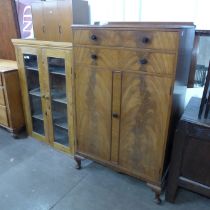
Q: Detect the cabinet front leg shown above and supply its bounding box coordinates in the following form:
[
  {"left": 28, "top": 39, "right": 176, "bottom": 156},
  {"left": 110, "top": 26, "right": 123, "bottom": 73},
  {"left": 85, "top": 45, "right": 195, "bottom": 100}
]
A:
[
  {"left": 147, "top": 183, "right": 162, "bottom": 204},
  {"left": 74, "top": 156, "right": 82, "bottom": 170}
]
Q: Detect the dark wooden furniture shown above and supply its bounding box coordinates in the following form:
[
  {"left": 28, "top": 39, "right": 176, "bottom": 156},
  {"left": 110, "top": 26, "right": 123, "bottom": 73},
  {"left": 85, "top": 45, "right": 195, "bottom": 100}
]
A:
[
  {"left": 0, "top": 60, "right": 25, "bottom": 136},
  {"left": 31, "top": 0, "right": 90, "bottom": 42},
  {"left": 188, "top": 30, "right": 210, "bottom": 88},
  {"left": 199, "top": 62, "right": 210, "bottom": 118},
  {"left": 166, "top": 97, "right": 210, "bottom": 202},
  {"left": 0, "top": 0, "right": 20, "bottom": 60},
  {"left": 72, "top": 22, "right": 195, "bottom": 203}
]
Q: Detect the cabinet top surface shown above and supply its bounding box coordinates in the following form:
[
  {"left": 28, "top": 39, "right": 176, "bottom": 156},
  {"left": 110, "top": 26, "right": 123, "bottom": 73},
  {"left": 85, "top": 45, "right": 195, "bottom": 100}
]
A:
[
  {"left": 182, "top": 97, "right": 210, "bottom": 127},
  {"left": 72, "top": 22, "right": 195, "bottom": 30},
  {"left": 12, "top": 39, "right": 73, "bottom": 49},
  {"left": 0, "top": 59, "right": 17, "bottom": 72}
]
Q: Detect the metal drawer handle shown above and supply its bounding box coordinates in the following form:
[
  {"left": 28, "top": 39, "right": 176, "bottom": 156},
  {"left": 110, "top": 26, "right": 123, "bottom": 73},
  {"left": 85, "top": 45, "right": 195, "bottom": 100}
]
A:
[
  {"left": 142, "top": 37, "right": 150, "bottom": 44},
  {"left": 140, "top": 59, "right": 148, "bottom": 65},
  {"left": 90, "top": 34, "right": 97, "bottom": 41},
  {"left": 91, "top": 54, "right": 97, "bottom": 60},
  {"left": 112, "top": 112, "right": 119, "bottom": 118}
]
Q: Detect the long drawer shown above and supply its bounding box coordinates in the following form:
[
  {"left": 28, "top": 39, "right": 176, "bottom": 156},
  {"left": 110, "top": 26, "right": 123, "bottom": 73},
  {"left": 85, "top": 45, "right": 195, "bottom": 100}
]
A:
[
  {"left": 73, "top": 29, "right": 179, "bottom": 50},
  {"left": 0, "top": 87, "right": 5, "bottom": 105},
  {"left": 0, "top": 105, "right": 9, "bottom": 126},
  {"left": 74, "top": 47, "right": 176, "bottom": 75}
]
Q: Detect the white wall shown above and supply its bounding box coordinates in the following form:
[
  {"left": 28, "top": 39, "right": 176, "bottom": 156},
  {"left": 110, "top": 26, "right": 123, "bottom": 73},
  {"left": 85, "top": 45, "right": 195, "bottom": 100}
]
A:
[{"left": 87, "top": 0, "right": 210, "bottom": 29}]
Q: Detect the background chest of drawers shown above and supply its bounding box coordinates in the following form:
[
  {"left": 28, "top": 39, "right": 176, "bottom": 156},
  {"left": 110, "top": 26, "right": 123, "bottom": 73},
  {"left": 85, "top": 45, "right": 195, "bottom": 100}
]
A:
[
  {"left": 0, "top": 60, "right": 25, "bottom": 136},
  {"left": 72, "top": 22, "right": 195, "bottom": 201}
]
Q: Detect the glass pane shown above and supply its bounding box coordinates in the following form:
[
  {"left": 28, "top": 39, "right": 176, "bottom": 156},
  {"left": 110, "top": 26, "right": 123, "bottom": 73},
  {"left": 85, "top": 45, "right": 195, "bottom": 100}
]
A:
[
  {"left": 48, "top": 57, "right": 69, "bottom": 147},
  {"left": 24, "top": 54, "right": 45, "bottom": 136}
]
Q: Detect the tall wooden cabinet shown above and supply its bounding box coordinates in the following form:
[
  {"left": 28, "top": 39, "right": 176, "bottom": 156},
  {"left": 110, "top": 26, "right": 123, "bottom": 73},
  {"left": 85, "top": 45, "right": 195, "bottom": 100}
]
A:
[
  {"left": 72, "top": 23, "right": 195, "bottom": 202},
  {"left": 12, "top": 39, "right": 74, "bottom": 154},
  {"left": 31, "top": 0, "right": 90, "bottom": 42}
]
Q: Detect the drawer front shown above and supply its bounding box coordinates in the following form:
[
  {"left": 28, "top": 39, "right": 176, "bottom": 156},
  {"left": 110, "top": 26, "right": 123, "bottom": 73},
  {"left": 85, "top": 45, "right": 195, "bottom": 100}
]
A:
[
  {"left": 74, "top": 47, "right": 119, "bottom": 69},
  {"left": 0, "top": 87, "right": 5, "bottom": 105},
  {"left": 73, "top": 29, "right": 179, "bottom": 50},
  {"left": 119, "top": 50, "right": 176, "bottom": 75},
  {"left": 0, "top": 105, "right": 8, "bottom": 126}
]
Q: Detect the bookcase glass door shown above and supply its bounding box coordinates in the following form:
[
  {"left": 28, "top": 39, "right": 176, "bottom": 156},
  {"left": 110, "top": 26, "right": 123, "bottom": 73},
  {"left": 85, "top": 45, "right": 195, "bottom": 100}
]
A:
[
  {"left": 23, "top": 54, "right": 45, "bottom": 136},
  {"left": 48, "top": 57, "right": 69, "bottom": 147}
]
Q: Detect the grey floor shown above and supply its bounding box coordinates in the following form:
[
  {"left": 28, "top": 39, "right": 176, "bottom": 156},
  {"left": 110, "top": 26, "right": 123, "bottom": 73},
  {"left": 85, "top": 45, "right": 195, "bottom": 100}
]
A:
[{"left": 0, "top": 128, "right": 209, "bottom": 210}]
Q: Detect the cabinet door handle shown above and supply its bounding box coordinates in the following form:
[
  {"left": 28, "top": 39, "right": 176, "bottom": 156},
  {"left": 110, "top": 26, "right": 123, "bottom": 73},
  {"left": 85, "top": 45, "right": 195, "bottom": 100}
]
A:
[
  {"left": 91, "top": 54, "right": 97, "bottom": 60},
  {"left": 112, "top": 112, "right": 119, "bottom": 118},
  {"left": 59, "top": 25, "right": 62, "bottom": 34},
  {"left": 90, "top": 34, "right": 97, "bottom": 41},
  {"left": 142, "top": 37, "right": 150, "bottom": 43},
  {"left": 140, "top": 59, "right": 148, "bottom": 65},
  {"left": 42, "top": 25, "right": 46, "bottom": 33}
]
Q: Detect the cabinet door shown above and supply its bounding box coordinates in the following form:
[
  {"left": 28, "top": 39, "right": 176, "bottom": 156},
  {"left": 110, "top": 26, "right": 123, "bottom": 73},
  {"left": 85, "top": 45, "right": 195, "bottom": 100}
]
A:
[
  {"left": 43, "top": 1, "right": 59, "bottom": 41},
  {"left": 17, "top": 47, "right": 48, "bottom": 142},
  {"left": 119, "top": 72, "right": 172, "bottom": 182},
  {"left": 57, "top": 0, "right": 73, "bottom": 42},
  {"left": 75, "top": 67, "right": 112, "bottom": 161},
  {"left": 31, "top": 2, "right": 45, "bottom": 40},
  {"left": 42, "top": 48, "right": 74, "bottom": 153}
]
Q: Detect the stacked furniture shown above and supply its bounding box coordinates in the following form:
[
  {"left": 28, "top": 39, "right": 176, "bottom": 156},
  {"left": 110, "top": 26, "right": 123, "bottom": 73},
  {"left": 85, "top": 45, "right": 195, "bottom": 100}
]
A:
[
  {"left": 166, "top": 97, "right": 210, "bottom": 202},
  {"left": 13, "top": 40, "right": 74, "bottom": 154},
  {"left": 31, "top": 0, "right": 90, "bottom": 42},
  {"left": 0, "top": 60, "right": 24, "bottom": 136},
  {"left": 72, "top": 22, "right": 195, "bottom": 202}
]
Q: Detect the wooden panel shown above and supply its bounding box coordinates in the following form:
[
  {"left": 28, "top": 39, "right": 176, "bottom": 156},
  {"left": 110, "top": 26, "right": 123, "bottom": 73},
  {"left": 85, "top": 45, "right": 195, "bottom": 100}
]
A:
[
  {"left": 0, "top": 0, "right": 20, "bottom": 60},
  {"left": 0, "top": 87, "right": 5, "bottom": 106},
  {"left": 74, "top": 47, "right": 118, "bottom": 69},
  {"left": 43, "top": 1, "right": 59, "bottom": 41},
  {"left": 3, "top": 71, "right": 24, "bottom": 131},
  {"left": 0, "top": 105, "right": 9, "bottom": 126},
  {"left": 75, "top": 67, "right": 112, "bottom": 161},
  {"left": 119, "top": 50, "right": 176, "bottom": 75},
  {"left": 31, "top": 2, "right": 45, "bottom": 40},
  {"left": 119, "top": 72, "right": 172, "bottom": 182},
  {"left": 73, "top": 29, "right": 179, "bottom": 50},
  {"left": 57, "top": 0, "right": 73, "bottom": 42},
  {"left": 111, "top": 72, "right": 122, "bottom": 163}
]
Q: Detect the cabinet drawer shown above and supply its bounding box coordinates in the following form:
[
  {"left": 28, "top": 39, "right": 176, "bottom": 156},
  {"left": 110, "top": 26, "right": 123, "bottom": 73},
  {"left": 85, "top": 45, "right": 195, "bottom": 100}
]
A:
[
  {"left": 74, "top": 47, "right": 119, "bottom": 69},
  {"left": 73, "top": 29, "right": 179, "bottom": 50},
  {"left": 0, "top": 105, "right": 8, "bottom": 126},
  {"left": 0, "top": 87, "right": 5, "bottom": 105},
  {"left": 119, "top": 50, "right": 176, "bottom": 75}
]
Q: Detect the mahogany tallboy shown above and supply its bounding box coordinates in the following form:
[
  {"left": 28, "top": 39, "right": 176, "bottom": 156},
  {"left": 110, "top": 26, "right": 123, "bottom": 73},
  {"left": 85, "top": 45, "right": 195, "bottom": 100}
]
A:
[{"left": 72, "top": 22, "right": 195, "bottom": 202}]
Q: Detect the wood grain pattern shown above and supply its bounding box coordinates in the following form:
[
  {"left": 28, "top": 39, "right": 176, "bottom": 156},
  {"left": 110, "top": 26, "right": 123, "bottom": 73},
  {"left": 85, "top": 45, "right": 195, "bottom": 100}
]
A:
[
  {"left": 3, "top": 71, "right": 25, "bottom": 132},
  {"left": 119, "top": 50, "right": 176, "bottom": 75},
  {"left": 73, "top": 29, "right": 179, "bottom": 50},
  {"left": 75, "top": 67, "right": 112, "bottom": 161},
  {"left": 111, "top": 72, "right": 122, "bottom": 163},
  {"left": 0, "top": 105, "right": 9, "bottom": 126},
  {"left": 0, "top": 87, "right": 6, "bottom": 106},
  {"left": 0, "top": 0, "right": 20, "bottom": 60},
  {"left": 74, "top": 47, "right": 118, "bottom": 69},
  {"left": 119, "top": 72, "right": 172, "bottom": 182}
]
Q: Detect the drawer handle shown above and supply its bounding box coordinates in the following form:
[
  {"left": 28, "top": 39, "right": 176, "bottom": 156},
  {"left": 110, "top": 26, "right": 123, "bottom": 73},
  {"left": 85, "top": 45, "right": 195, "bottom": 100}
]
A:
[
  {"left": 142, "top": 37, "right": 150, "bottom": 44},
  {"left": 90, "top": 34, "right": 97, "bottom": 41},
  {"left": 112, "top": 112, "right": 119, "bottom": 118},
  {"left": 140, "top": 59, "right": 148, "bottom": 65},
  {"left": 91, "top": 54, "right": 98, "bottom": 60}
]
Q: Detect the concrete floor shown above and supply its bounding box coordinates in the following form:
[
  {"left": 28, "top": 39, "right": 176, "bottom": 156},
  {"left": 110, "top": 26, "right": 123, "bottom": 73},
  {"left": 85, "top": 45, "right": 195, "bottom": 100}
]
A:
[{"left": 0, "top": 128, "right": 209, "bottom": 210}]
